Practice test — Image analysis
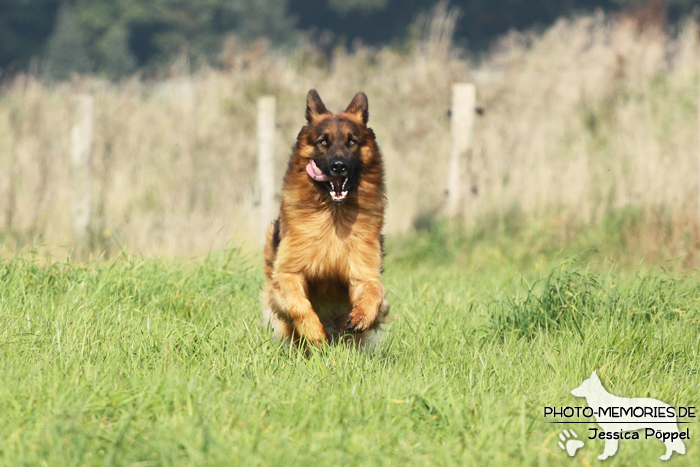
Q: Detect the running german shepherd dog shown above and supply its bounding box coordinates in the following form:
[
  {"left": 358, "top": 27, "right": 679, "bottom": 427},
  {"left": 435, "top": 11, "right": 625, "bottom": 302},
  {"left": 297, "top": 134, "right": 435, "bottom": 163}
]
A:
[{"left": 262, "top": 89, "right": 390, "bottom": 349}]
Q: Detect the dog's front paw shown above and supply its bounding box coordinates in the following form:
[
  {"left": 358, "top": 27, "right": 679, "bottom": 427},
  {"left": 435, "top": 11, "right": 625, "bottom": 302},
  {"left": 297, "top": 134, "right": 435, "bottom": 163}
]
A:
[
  {"left": 346, "top": 306, "right": 375, "bottom": 333},
  {"left": 294, "top": 318, "right": 328, "bottom": 346}
]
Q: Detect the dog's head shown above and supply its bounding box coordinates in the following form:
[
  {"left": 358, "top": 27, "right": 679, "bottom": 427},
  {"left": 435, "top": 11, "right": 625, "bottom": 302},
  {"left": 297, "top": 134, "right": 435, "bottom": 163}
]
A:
[
  {"left": 298, "top": 89, "right": 375, "bottom": 204},
  {"left": 571, "top": 370, "right": 602, "bottom": 398}
]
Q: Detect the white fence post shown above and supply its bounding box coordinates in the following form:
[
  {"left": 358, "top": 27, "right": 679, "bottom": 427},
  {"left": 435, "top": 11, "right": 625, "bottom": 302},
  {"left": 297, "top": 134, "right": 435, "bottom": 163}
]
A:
[
  {"left": 70, "top": 94, "right": 94, "bottom": 245},
  {"left": 257, "top": 96, "right": 276, "bottom": 241},
  {"left": 447, "top": 83, "right": 476, "bottom": 220}
]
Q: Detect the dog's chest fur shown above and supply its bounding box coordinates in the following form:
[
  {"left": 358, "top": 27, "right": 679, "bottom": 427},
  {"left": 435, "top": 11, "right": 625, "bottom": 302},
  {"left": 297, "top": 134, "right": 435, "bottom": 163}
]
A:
[{"left": 280, "top": 204, "right": 378, "bottom": 284}]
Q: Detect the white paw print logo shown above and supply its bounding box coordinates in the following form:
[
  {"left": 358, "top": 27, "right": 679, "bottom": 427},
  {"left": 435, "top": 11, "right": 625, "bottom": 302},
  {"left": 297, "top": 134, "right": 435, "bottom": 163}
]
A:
[{"left": 558, "top": 429, "right": 584, "bottom": 456}]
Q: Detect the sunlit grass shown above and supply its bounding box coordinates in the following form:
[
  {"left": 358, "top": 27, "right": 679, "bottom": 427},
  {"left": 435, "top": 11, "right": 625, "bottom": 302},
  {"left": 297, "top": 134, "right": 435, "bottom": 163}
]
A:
[{"left": 0, "top": 240, "right": 698, "bottom": 465}]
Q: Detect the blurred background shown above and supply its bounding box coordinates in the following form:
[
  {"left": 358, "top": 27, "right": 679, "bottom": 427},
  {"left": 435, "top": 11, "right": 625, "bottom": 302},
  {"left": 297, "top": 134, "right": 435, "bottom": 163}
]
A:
[{"left": 0, "top": 0, "right": 699, "bottom": 262}]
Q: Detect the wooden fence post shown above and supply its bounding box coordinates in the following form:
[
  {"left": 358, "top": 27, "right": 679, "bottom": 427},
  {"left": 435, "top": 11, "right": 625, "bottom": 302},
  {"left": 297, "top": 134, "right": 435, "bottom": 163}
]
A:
[
  {"left": 447, "top": 83, "right": 476, "bottom": 221},
  {"left": 70, "top": 94, "right": 94, "bottom": 246},
  {"left": 257, "top": 96, "right": 276, "bottom": 241}
]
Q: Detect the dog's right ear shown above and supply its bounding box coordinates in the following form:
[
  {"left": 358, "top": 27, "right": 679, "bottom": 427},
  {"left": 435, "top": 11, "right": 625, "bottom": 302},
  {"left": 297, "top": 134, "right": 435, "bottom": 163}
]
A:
[
  {"left": 306, "top": 89, "right": 329, "bottom": 123},
  {"left": 591, "top": 370, "right": 599, "bottom": 381},
  {"left": 344, "top": 91, "right": 369, "bottom": 125}
]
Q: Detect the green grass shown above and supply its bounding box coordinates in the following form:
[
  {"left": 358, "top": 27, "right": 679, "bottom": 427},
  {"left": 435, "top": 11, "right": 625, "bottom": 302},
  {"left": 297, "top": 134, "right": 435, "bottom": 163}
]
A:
[{"left": 1, "top": 238, "right": 699, "bottom": 466}]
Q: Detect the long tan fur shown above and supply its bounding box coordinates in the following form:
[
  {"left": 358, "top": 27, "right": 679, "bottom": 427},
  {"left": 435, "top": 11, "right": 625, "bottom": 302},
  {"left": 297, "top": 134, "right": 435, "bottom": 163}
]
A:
[{"left": 261, "top": 90, "right": 390, "bottom": 349}]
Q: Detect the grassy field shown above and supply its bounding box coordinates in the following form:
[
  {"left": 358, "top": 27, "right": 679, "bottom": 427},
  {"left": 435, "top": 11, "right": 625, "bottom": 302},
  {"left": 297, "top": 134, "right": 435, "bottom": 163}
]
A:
[
  {"left": 1, "top": 6, "right": 698, "bottom": 465},
  {"left": 1, "top": 231, "right": 699, "bottom": 466}
]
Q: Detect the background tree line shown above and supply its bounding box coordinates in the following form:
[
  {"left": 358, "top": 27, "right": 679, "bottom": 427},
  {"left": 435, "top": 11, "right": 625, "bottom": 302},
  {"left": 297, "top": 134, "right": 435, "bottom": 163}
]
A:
[{"left": 0, "top": 0, "right": 696, "bottom": 80}]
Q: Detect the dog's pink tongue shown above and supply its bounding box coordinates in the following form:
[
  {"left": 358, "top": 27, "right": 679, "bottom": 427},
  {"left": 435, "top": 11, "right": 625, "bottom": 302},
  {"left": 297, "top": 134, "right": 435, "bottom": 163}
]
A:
[{"left": 306, "top": 159, "right": 335, "bottom": 182}]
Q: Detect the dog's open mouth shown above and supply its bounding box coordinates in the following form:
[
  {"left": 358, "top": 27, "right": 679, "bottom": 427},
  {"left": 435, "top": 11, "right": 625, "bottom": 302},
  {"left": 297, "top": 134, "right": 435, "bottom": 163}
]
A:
[
  {"left": 306, "top": 159, "right": 350, "bottom": 204},
  {"left": 326, "top": 178, "right": 348, "bottom": 203}
]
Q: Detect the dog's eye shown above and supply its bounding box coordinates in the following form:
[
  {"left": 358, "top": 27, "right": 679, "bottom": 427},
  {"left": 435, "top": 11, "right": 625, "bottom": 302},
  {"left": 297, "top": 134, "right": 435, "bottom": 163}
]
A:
[
  {"left": 319, "top": 140, "right": 328, "bottom": 147},
  {"left": 348, "top": 140, "right": 356, "bottom": 146}
]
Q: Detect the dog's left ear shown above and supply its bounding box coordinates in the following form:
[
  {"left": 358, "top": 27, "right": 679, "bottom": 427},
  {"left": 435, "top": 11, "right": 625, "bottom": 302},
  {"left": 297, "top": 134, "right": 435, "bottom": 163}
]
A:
[
  {"left": 306, "top": 89, "right": 330, "bottom": 123},
  {"left": 344, "top": 92, "right": 369, "bottom": 125}
]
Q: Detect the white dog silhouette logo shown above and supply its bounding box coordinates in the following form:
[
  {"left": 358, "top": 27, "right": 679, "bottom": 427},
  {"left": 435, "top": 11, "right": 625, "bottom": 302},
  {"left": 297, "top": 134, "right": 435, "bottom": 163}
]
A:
[{"left": 571, "top": 371, "right": 686, "bottom": 461}]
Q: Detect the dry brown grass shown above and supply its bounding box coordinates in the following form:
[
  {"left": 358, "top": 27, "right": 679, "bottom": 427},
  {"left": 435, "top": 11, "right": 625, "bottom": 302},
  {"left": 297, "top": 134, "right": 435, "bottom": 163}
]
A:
[{"left": 0, "top": 8, "right": 698, "bottom": 259}]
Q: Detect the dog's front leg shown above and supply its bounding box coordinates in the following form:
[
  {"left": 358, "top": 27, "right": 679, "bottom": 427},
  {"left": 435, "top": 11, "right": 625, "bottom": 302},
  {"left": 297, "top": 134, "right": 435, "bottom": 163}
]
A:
[
  {"left": 277, "top": 273, "right": 328, "bottom": 346},
  {"left": 347, "top": 278, "right": 383, "bottom": 333},
  {"left": 598, "top": 437, "right": 618, "bottom": 460}
]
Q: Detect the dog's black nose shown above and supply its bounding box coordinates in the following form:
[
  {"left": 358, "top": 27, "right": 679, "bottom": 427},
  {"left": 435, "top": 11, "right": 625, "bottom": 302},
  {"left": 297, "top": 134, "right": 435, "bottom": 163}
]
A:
[{"left": 330, "top": 160, "right": 348, "bottom": 177}]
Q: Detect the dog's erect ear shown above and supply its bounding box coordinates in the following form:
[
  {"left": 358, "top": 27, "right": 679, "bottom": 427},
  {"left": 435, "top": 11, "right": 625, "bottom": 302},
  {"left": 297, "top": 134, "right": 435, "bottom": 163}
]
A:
[
  {"left": 344, "top": 92, "right": 369, "bottom": 125},
  {"left": 306, "top": 89, "right": 329, "bottom": 123},
  {"left": 591, "top": 370, "right": 599, "bottom": 380}
]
